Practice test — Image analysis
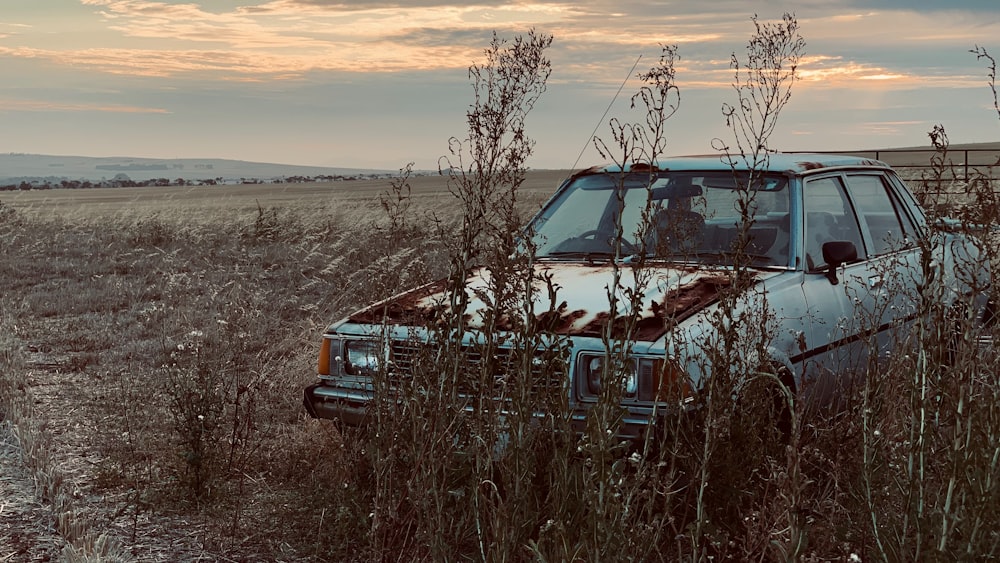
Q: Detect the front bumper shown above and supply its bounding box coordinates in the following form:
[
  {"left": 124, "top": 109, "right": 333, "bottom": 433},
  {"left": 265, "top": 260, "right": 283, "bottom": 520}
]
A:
[
  {"left": 304, "top": 382, "right": 670, "bottom": 445},
  {"left": 303, "top": 383, "right": 370, "bottom": 426}
]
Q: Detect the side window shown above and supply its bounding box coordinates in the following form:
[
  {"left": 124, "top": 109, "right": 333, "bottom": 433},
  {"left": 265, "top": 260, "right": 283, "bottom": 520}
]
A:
[
  {"left": 844, "top": 174, "right": 917, "bottom": 255},
  {"left": 803, "top": 176, "right": 866, "bottom": 271},
  {"left": 887, "top": 173, "right": 928, "bottom": 232}
]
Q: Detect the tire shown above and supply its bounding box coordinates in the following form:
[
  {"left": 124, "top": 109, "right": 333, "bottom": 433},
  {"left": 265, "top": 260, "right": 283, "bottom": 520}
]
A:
[{"left": 735, "top": 363, "right": 795, "bottom": 442}]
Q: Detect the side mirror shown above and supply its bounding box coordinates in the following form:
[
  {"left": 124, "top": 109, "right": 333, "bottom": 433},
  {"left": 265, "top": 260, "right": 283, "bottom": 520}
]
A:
[{"left": 822, "top": 241, "right": 858, "bottom": 285}]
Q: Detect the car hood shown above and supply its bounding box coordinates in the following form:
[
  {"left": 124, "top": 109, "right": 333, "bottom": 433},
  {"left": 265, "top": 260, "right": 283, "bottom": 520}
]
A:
[{"left": 345, "top": 261, "right": 780, "bottom": 341}]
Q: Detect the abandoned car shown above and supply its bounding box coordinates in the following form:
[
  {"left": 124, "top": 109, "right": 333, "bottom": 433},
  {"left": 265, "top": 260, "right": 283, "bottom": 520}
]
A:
[{"left": 304, "top": 153, "right": 991, "bottom": 438}]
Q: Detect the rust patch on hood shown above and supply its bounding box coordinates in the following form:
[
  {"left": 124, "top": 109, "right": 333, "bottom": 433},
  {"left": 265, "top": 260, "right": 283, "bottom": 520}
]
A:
[
  {"left": 575, "top": 273, "right": 734, "bottom": 341},
  {"left": 348, "top": 279, "right": 450, "bottom": 325},
  {"left": 343, "top": 266, "right": 752, "bottom": 343},
  {"left": 654, "top": 274, "right": 732, "bottom": 326},
  {"left": 531, "top": 302, "right": 588, "bottom": 334}
]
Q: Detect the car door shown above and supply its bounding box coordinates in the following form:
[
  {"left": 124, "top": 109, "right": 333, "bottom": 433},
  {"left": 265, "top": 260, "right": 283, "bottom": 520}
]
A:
[
  {"left": 796, "top": 170, "right": 923, "bottom": 408},
  {"left": 840, "top": 172, "right": 922, "bottom": 359},
  {"left": 796, "top": 173, "right": 872, "bottom": 406}
]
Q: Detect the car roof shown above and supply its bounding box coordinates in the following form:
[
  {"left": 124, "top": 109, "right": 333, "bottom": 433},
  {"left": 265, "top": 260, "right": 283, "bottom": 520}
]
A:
[{"left": 577, "top": 153, "right": 891, "bottom": 176}]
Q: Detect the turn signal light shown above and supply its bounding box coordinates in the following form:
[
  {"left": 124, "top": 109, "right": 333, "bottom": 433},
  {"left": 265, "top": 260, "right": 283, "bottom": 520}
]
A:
[{"left": 317, "top": 338, "right": 331, "bottom": 375}]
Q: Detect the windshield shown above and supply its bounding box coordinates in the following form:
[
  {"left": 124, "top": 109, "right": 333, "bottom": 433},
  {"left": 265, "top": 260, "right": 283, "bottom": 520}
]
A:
[{"left": 529, "top": 170, "right": 791, "bottom": 267}]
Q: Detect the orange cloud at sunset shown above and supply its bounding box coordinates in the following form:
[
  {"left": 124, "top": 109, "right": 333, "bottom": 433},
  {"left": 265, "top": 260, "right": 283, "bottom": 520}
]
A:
[{"left": 1, "top": 1, "right": 997, "bottom": 168}]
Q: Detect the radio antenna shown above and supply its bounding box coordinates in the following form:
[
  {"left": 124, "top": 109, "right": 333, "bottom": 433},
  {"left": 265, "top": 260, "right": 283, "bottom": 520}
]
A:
[{"left": 568, "top": 54, "right": 643, "bottom": 173}]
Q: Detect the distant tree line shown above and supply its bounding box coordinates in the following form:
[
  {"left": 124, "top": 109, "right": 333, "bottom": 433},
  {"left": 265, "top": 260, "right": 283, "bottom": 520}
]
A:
[{"left": 0, "top": 172, "right": 404, "bottom": 191}]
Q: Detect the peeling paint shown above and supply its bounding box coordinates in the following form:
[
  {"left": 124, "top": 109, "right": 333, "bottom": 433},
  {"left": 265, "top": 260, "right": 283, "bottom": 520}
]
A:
[
  {"left": 796, "top": 161, "right": 826, "bottom": 171},
  {"left": 656, "top": 274, "right": 731, "bottom": 323},
  {"left": 344, "top": 264, "right": 756, "bottom": 342},
  {"left": 348, "top": 279, "right": 449, "bottom": 325},
  {"left": 569, "top": 153, "right": 890, "bottom": 179}
]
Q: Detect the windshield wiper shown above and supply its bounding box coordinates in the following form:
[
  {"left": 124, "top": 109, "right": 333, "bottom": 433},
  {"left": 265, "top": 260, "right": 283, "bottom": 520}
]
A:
[
  {"left": 679, "top": 250, "right": 775, "bottom": 265},
  {"left": 545, "top": 251, "right": 652, "bottom": 266},
  {"left": 545, "top": 251, "right": 615, "bottom": 258},
  {"left": 544, "top": 251, "right": 616, "bottom": 263}
]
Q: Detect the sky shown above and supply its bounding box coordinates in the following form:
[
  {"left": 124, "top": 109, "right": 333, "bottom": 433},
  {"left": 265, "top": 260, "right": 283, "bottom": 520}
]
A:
[{"left": 1, "top": 1, "right": 999, "bottom": 171}]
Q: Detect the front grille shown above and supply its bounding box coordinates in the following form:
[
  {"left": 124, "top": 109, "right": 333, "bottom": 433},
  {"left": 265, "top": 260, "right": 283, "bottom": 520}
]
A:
[{"left": 385, "top": 340, "right": 567, "bottom": 397}]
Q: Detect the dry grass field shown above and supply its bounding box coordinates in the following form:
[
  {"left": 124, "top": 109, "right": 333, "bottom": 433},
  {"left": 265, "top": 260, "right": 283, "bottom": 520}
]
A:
[
  {"left": 2, "top": 160, "right": 1000, "bottom": 561},
  {"left": 0, "top": 170, "right": 564, "bottom": 561},
  {"left": 3, "top": 170, "right": 570, "bottom": 217}
]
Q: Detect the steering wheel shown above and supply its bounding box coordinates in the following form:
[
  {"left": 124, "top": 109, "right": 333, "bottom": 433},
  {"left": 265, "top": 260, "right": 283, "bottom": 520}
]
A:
[{"left": 575, "top": 229, "right": 638, "bottom": 254}]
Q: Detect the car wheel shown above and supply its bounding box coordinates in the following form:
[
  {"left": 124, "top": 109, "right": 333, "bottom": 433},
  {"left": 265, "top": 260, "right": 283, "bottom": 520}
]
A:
[{"left": 736, "top": 363, "right": 796, "bottom": 442}]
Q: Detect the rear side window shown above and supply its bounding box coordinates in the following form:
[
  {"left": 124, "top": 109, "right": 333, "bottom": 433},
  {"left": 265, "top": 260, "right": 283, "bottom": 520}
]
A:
[{"left": 844, "top": 174, "right": 917, "bottom": 255}]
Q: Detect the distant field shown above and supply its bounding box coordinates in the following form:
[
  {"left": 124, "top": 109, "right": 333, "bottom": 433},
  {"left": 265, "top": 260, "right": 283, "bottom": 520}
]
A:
[
  {"left": 0, "top": 153, "right": 391, "bottom": 183},
  {"left": 2, "top": 154, "right": 998, "bottom": 559},
  {"left": 2, "top": 169, "right": 572, "bottom": 217},
  {"left": 874, "top": 148, "right": 1000, "bottom": 168},
  {"left": 813, "top": 142, "right": 1000, "bottom": 182},
  {"left": 3, "top": 156, "right": 995, "bottom": 225}
]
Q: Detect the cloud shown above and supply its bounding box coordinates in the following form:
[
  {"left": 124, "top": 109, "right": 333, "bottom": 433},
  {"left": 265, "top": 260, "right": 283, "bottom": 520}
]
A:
[
  {"left": 0, "top": 98, "right": 169, "bottom": 114},
  {"left": 860, "top": 120, "right": 928, "bottom": 136},
  {"left": 244, "top": 0, "right": 488, "bottom": 10},
  {"left": 0, "top": 2, "right": 986, "bottom": 92},
  {"left": 856, "top": 0, "right": 1000, "bottom": 12},
  {"left": 0, "top": 22, "right": 29, "bottom": 39},
  {"left": 3, "top": 0, "right": 998, "bottom": 169},
  {"left": 56, "top": 0, "right": 583, "bottom": 78},
  {"left": 1, "top": 43, "right": 485, "bottom": 78}
]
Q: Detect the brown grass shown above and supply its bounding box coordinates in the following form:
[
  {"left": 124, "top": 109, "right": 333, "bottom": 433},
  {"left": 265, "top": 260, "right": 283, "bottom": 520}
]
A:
[
  {"left": 0, "top": 170, "right": 561, "bottom": 561},
  {"left": 3, "top": 170, "right": 569, "bottom": 217},
  {"left": 1, "top": 164, "right": 999, "bottom": 560}
]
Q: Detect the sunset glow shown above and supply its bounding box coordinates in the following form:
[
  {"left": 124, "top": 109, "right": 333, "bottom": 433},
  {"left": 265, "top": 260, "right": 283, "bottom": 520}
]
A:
[{"left": 1, "top": 1, "right": 998, "bottom": 169}]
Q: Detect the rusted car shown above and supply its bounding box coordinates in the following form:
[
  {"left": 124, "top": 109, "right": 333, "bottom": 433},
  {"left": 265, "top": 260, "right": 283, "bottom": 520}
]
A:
[{"left": 303, "top": 154, "right": 991, "bottom": 437}]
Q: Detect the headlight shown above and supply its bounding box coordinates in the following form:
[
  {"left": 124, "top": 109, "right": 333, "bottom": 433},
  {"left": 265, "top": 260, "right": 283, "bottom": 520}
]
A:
[
  {"left": 585, "top": 356, "right": 604, "bottom": 394},
  {"left": 583, "top": 356, "right": 637, "bottom": 396},
  {"left": 343, "top": 340, "right": 382, "bottom": 376},
  {"left": 318, "top": 337, "right": 384, "bottom": 377},
  {"left": 578, "top": 353, "right": 688, "bottom": 402}
]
